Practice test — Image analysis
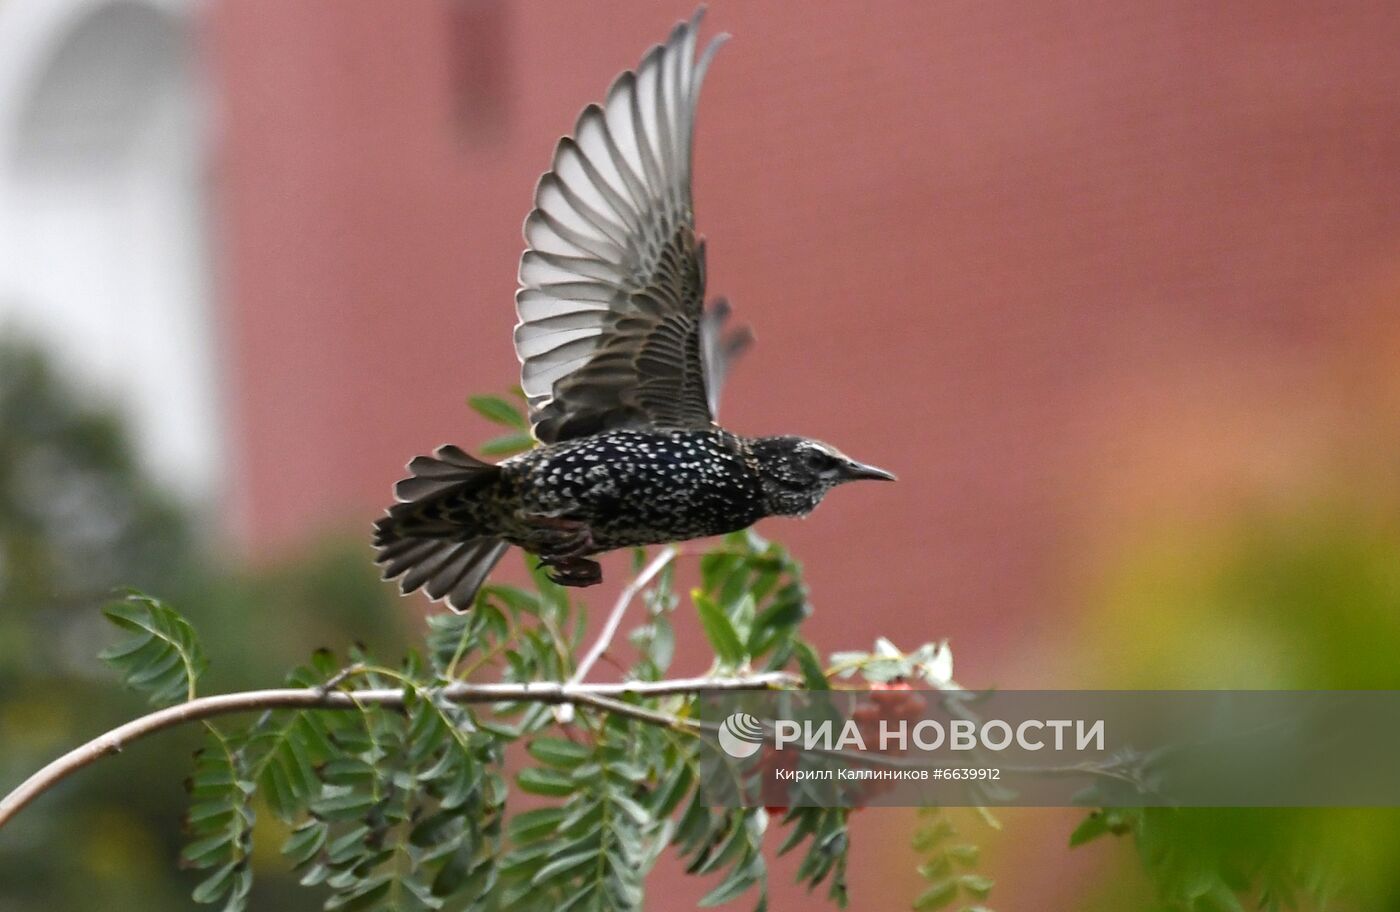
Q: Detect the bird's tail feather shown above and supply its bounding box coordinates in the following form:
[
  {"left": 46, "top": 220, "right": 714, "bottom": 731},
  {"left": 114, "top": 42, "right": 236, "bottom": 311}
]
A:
[
  {"left": 373, "top": 445, "right": 509, "bottom": 612},
  {"left": 375, "top": 534, "right": 508, "bottom": 613}
]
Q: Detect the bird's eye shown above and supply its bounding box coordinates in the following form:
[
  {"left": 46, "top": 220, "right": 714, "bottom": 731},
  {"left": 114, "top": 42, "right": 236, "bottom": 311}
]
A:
[{"left": 803, "top": 449, "right": 834, "bottom": 470}]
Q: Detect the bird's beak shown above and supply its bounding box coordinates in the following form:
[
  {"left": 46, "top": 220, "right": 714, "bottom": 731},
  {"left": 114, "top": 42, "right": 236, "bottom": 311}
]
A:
[{"left": 840, "top": 459, "right": 897, "bottom": 482}]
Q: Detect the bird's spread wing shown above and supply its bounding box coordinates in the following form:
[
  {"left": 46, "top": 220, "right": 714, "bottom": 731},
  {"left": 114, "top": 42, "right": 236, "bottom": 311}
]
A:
[{"left": 514, "top": 9, "right": 750, "bottom": 444}]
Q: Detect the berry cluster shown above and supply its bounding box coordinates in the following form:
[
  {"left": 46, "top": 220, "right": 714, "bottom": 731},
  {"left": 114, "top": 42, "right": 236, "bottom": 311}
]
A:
[
  {"left": 759, "top": 680, "right": 931, "bottom": 813},
  {"left": 844, "top": 680, "right": 928, "bottom": 806}
]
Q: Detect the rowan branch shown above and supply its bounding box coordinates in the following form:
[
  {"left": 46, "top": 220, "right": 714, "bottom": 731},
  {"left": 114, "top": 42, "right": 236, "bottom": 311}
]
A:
[
  {"left": 571, "top": 545, "right": 679, "bottom": 685},
  {"left": 552, "top": 546, "right": 681, "bottom": 725},
  {"left": 0, "top": 671, "right": 794, "bottom": 833}
]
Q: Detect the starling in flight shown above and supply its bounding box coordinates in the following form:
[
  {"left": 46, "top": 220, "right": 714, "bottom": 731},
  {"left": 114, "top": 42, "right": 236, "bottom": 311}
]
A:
[{"left": 374, "top": 9, "right": 894, "bottom": 611}]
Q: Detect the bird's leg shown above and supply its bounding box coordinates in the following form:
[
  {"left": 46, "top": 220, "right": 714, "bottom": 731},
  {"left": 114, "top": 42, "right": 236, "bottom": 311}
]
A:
[
  {"left": 541, "top": 556, "right": 603, "bottom": 588},
  {"left": 520, "top": 513, "right": 596, "bottom": 560},
  {"left": 518, "top": 512, "right": 604, "bottom": 586}
]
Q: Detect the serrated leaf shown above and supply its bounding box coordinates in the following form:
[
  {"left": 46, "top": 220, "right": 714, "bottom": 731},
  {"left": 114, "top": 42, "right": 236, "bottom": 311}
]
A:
[{"left": 100, "top": 593, "right": 206, "bottom": 705}]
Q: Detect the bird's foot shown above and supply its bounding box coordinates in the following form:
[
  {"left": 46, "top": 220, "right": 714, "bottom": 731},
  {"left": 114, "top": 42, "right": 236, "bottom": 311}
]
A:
[
  {"left": 522, "top": 513, "right": 596, "bottom": 560},
  {"left": 522, "top": 513, "right": 601, "bottom": 585},
  {"left": 540, "top": 556, "right": 603, "bottom": 588}
]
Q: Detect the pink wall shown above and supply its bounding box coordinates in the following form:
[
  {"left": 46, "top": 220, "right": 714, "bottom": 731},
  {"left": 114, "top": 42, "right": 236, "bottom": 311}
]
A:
[
  {"left": 204, "top": 2, "right": 1400, "bottom": 906},
  {"left": 208, "top": 0, "right": 1400, "bottom": 663}
]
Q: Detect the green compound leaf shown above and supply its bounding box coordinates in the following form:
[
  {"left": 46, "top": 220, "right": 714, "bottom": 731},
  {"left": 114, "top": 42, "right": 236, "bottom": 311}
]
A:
[
  {"left": 100, "top": 590, "right": 206, "bottom": 706},
  {"left": 183, "top": 730, "right": 255, "bottom": 911},
  {"left": 505, "top": 723, "right": 669, "bottom": 911},
  {"left": 910, "top": 809, "right": 994, "bottom": 912}
]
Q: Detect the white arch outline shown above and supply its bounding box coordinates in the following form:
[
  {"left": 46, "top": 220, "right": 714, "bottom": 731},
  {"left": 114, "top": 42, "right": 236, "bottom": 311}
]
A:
[{"left": 0, "top": 0, "right": 220, "bottom": 502}]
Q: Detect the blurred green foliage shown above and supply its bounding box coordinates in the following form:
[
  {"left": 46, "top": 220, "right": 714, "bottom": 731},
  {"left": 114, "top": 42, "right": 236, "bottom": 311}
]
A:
[
  {"left": 94, "top": 531, "right": 859, "bottom": 911},
  {"left": 6, "top": 332, "right": 1399, "bottom": 911},
  {"left": 0, "top": 352, "right": 861, "bottom": 911},
  {"left": 1075, "top": 502, "right": 1400, "bottom": 910},
  {"left": 0, "top": 337, "right": 408, "bottom": 911}
]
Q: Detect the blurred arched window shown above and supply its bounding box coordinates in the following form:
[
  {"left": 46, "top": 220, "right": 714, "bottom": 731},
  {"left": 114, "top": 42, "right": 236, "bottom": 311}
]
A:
[{"left": 0, "top": 0, "right": 220, "bottom": 504}]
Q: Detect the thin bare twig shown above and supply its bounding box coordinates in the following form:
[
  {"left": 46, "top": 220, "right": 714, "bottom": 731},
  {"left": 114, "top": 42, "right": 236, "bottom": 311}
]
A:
[
  {"left": 0, "top": 671, "right": 793, "bottom": 833},
  {"left": 555, "top": 546, "right": 679, "bottom": 724},
  {"left": 572, "top": 546, "right": 679, "bottom": 685}
]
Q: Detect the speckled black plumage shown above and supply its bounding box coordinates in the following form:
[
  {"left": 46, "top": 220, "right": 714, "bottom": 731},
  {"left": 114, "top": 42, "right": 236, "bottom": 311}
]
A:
[
  {"left": 501, "top": 429, "right": 768, "bottom": 547},
  {"left": 374, "top": 427, "right": 893, "bottom": 610},
  {"left": 380, "top": 429, "right": 761, "bottom": 560},
  {"left": 373, "top": 11, "right": 894, "bottom": 611}
]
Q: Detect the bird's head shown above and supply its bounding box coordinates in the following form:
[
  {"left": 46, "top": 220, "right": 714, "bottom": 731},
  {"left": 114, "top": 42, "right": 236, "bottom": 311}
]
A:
[{"left": 748, "top": 436, "right": 896, "bottom": 517}]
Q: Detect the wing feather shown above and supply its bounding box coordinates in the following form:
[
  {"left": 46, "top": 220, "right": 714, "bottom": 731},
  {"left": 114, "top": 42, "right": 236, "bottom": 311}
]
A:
[{"left": 513, "top": 8, "right": 747, "bottom": 444}]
